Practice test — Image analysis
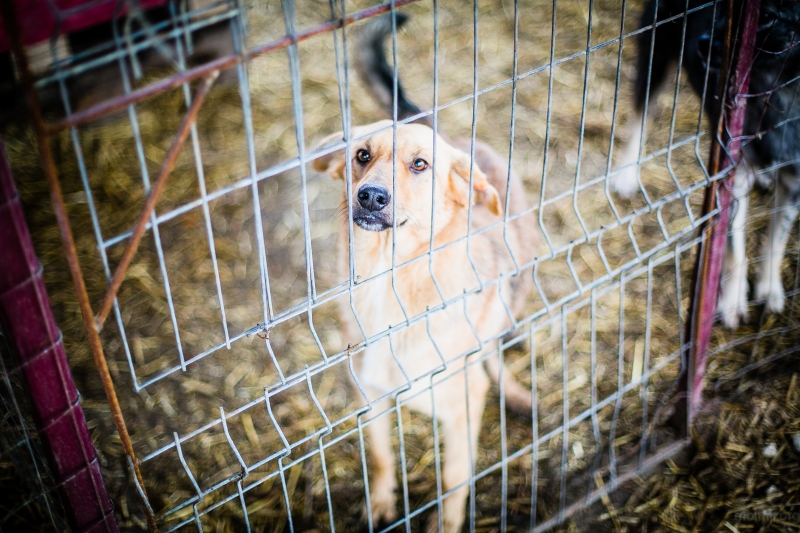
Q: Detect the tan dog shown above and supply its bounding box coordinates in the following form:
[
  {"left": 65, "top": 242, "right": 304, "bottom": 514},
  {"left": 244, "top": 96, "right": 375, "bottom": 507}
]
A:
[{"left": 314, "top": 120, "right": 536, "bottom": 532}]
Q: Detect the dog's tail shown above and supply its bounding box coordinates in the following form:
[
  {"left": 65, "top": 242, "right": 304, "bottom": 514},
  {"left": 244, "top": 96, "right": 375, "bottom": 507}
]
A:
[
  {"left": 484, "top": 352, "right": 534, "bottom": 418},
  {"left": 356, "top": 13, "right": 431, "bottom": 125}
]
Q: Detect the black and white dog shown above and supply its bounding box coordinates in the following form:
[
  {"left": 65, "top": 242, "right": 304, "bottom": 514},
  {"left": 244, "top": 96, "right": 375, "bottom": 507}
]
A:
[{"left": 611, "top": 0, "right": 800, "bottom": 328}]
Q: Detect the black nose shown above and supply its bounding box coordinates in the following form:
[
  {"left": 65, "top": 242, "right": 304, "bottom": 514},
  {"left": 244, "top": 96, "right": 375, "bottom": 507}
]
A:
[{"left": 357, "top": 185, "right": 390, "bottom": 212}]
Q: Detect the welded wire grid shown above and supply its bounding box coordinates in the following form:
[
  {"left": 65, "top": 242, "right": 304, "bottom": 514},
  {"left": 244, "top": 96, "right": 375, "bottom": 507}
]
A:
[
  {"left": 16, "top": 0, "right": 796, "bottom": 530},
  {"left": 0, "top": 329, "right": 69, "bottom": 532}
]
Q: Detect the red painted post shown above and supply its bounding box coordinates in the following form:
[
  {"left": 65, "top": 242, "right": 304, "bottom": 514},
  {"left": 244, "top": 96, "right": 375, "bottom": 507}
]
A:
[
  {"left": 688, "top": 0, "right": 762, "bottom": 419},
  {"left": 0, "top": 0, "right": 169, "bottom": 52},
  {"left": 0, "top": 138, "right": 119, "bottom": 533}
]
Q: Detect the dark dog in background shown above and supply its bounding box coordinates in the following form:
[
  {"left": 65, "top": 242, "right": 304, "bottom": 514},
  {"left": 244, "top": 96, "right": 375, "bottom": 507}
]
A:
[{"left": 612, "top": 0, "right": 800, "bottom": 328}]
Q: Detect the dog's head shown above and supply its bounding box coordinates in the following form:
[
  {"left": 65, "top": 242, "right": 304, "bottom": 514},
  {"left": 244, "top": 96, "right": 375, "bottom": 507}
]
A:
[{"left": 313, "top": 121, "right": 501, "bottom": 235}]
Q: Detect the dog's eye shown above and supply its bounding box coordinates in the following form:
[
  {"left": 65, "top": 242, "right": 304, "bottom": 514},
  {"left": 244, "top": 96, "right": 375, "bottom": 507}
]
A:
[
  {"left": 411, "top": 158, "right": 429, "bottom": 172},
  {"left": 356, "top": 149, "right": 371, "bottom": 163}
]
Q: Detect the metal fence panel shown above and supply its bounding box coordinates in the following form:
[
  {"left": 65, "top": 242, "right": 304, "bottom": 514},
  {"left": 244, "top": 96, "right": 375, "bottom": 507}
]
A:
[{"left": 3, "top": 0, "right": 798, "bottom": 530}]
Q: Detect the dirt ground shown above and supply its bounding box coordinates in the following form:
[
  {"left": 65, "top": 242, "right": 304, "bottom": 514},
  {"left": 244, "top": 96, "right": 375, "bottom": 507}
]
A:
[{"left": 1, "top": 0, "right": 799, "bottom": 531}]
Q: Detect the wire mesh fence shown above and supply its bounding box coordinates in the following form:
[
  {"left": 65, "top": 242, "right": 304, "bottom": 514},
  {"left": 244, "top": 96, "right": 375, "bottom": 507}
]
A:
[
  {"left": 2, "top": 0, "right": 800, "bottom": 530},
  {"left": 0, "top": 328, "right": 70, "bottom": 532}
]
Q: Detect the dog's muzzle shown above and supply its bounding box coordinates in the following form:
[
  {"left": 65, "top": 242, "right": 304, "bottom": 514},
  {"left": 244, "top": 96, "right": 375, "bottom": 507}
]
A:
[
  {"left": 353, "top": 184, "right": 392, "bottom": 231},
  {"left": 358, "top": 185, "right": 390, "bottom": 211}
]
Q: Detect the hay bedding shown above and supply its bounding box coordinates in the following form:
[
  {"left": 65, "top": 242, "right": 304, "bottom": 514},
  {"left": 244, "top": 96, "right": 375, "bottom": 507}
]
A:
[{"left": 2, "top": 0, "right": 799, "bottom": 530}]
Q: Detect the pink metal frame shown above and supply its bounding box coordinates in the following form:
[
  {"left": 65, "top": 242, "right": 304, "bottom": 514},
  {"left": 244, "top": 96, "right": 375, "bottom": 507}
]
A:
[
  {"left": 0, "top": 0, "right": 168, "bottom": 52},
  {"left": 0, "top": 139, "right": 119, "bottom": 533},
  {"left": 684, "top": 0, "right": 762, "bottom": 426}
]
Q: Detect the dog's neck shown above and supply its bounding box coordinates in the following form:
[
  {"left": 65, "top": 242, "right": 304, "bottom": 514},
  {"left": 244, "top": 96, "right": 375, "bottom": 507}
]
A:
[{"left": 349, "top": 209, "right": 471, "bottom": 279}]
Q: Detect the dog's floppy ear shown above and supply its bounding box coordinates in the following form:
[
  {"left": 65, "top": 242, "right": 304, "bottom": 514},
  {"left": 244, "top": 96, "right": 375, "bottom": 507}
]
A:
[
  {"left": 449, "top": 147, "right": 501, "bottom": 216},
  {"left": 313, "top": 131, "right": 347, "bottom": 180}
]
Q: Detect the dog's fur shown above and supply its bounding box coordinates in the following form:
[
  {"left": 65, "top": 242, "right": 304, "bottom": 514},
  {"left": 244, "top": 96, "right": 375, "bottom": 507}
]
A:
[
  {"left": 611, "top": 0, "right": 800, "bottom": 328},
  {"left": 313, "top": 14, "right": 536, "bottom": 533}
]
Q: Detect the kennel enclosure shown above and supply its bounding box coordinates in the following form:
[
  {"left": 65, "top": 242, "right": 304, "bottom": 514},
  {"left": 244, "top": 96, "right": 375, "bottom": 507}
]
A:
[{"left": 1, "top": 0, "right": 797, "bottom": 531}]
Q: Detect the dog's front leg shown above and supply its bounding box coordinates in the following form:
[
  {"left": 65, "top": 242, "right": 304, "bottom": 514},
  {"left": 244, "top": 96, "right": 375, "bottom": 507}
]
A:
[
  {"left": 611, "top": 114, "right": 647, "bottom": 198},
  {"left": 426, "top": 369, "right": 489, "bottom": 533},
  {"left": 755, "top": 177, "right": 799, "bottom": 314},
  {"left": 364, "top": 398, "right": 399, "bottom": 525},
  {"left": 718, "top": 165, "right": 751, "bottom": 328}
]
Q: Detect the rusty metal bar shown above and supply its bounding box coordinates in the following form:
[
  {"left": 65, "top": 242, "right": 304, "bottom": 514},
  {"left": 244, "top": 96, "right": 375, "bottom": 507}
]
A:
[
  {"left": 0, "top": 0, "right": 159, "bottom": 530},
  {"left": 94, "top": 71, "right": 218, "bottom": 331},
  {"left": 681, "top": 0, "right": 761, "bottom": 429},
  {"left": 674, "top": 0, "right": 736, "bottom": 435},
  {"left": 46, "top": 0, "right": 420, "bottom": 132}
]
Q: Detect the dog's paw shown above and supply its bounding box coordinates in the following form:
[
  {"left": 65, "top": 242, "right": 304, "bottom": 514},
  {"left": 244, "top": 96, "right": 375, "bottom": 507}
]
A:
[
  {"left": 766, "top": 290, "right": 786, "bottom": 314},
  {"left": 610, "top": 166, "right": 640, "bottom": 198},
  {"left": 367, "top": 482, "right": 397, "bottom": 526},
  {"left": 718, "top": 296, "right": 748, "bottom": 329},
  {"left": 424, "top": 511, "right": 463, "bottom": 533},
  {"left": 755, "top": 277, "right": 785, "bottom": 314},
  {"left": 717, "top": 274, "right": 749, "bottom": 329},
  {"left": 424, "top": 513, "right": 440, "bottom": 533}
]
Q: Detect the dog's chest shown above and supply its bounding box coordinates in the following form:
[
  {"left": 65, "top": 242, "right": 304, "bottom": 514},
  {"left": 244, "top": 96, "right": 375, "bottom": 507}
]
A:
[
  {"left": 348, "top": 242, "right": 504, "bottom": 394},
  {"left": 351, "top": 236, "right": 485, "bottom": 330}
]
